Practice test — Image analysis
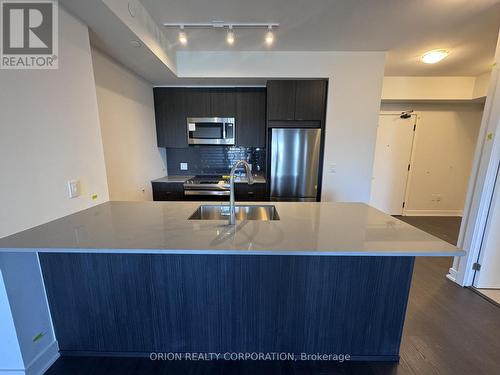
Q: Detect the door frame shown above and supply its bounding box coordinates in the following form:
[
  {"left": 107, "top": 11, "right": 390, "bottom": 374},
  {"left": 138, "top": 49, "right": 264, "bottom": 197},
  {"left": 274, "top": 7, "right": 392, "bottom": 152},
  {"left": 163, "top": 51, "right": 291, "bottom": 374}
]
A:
[
  {"left": 448, "top": 46, "right": 500, "bottom": 286},
  {"left": 376, "top": 112, "right": 418, "bottom": 215},
  {"left": 402, "top": 114, "right": 418, "bottom": 216},
  {"left": 472, "top": 159, "right": 500, "bottom": 287}
]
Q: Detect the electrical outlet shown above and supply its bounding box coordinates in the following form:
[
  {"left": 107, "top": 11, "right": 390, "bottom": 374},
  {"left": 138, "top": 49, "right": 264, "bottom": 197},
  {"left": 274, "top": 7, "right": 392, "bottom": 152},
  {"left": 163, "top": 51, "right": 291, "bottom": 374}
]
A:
[
  {"left": 180, "top": 162, "right": 188, "bottom": 171},
  {"left": 431, "top": 194, "right": 443, "bottom": 203},
  {"left": 67, "top": 180, "right": 80, "bottom": 198}
]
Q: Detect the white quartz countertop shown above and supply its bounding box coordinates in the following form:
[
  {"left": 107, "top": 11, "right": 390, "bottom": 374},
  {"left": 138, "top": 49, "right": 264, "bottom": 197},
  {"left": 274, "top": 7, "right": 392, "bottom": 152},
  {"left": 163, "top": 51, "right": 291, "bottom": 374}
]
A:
[
  {"left": 0, "top": 201, "right": 463, "bottom": 256},
  {"left": 152, "top": 176, "right": 193, "bottom": 183}
]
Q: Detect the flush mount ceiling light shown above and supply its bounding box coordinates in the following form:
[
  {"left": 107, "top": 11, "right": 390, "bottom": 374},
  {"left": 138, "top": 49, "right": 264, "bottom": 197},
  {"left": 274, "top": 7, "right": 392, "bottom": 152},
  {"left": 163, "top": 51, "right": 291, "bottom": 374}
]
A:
[
  {"left": 178, "top": 26, "right": 187, "bottom": 45},
  {"left": 227, "top": 26, "right": 235, "bottom": 45},
  {"left": 421, "top": 49, "right": 449, "bottom": 64},
  {"left": 164, "top": 22, "right": 279, "bottom": 46}
]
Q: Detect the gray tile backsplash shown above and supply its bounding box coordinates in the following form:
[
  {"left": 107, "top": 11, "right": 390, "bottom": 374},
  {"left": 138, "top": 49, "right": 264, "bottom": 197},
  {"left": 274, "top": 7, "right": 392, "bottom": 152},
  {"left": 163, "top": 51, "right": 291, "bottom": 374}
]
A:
[{"left": 166, "top": 146, "right": 266, "bottom": 175}]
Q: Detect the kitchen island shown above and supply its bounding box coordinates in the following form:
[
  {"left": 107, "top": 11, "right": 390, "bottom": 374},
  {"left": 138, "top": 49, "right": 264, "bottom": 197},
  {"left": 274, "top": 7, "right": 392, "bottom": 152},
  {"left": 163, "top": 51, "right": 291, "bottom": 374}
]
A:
[{"left": 0, "top": 201, "right": 463, "bottom": 361}]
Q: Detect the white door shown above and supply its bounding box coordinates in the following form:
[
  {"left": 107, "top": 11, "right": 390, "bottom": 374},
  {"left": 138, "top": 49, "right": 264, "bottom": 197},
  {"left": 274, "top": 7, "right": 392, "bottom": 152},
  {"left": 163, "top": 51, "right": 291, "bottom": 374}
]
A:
[
  {"left": 370, "top": 114, "right": 416, "bottom": 215},
  {"left": 474, "top": 162, "right": 500, "bottom": 288}
]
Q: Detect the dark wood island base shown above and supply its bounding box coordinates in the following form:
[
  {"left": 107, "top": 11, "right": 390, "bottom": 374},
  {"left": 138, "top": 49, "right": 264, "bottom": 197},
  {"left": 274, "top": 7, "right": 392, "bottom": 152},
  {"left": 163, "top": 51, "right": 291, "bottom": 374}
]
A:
[{"left": 39, "top": 254, "right": 414, "bottom": 361}]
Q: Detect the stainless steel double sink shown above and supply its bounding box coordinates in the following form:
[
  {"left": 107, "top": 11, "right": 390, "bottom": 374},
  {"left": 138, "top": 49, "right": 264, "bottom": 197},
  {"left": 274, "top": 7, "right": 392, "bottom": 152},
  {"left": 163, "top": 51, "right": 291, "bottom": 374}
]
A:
[{"left": 188, "top": 204, "right": 280, "bottom": 221}]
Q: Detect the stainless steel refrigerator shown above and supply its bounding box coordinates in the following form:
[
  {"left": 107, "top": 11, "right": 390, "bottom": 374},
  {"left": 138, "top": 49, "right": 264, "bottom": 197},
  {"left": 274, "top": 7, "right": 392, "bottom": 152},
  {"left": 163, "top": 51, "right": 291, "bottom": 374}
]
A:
[{"left": 270, "top": 128, "right": 322, "bottom": 201}]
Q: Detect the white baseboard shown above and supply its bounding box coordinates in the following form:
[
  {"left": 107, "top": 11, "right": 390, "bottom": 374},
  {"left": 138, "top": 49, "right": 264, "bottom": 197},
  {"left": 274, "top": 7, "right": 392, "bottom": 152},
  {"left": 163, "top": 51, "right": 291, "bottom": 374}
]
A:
[
  {"left": 25, "top": 340, "right": 59, "bottom": 375},
  {"left": 403, "top": 209, "right": 463, "bottom": 217},
  {"left": 446, "top": 267, "right": 458, "bottom": 283},
  {"left": 0, "top": 342, "right": 58, "bottom": 375}
]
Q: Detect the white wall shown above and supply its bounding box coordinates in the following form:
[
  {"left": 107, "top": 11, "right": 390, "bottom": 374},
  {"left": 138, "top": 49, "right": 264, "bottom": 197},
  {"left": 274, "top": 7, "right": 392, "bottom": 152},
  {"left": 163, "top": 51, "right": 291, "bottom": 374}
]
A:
[
  {"left": 0, "top": 253, "right": 59, "bottom": 374},
  {"left": 0, "top": 8, "right": 109, "bottom": 374},
  {"left": 0, "top": 8, "right": 109, "bottom": 239},
  {"left": 381, "top": 102, "right": 483, "bottom": 215},
  {"left": 382, "top": 77, "right": 476, "bottom": 101},
  {"left": 0, "top": 270, "right": 24, "bottom": 372},
  {"left": 92, "top": 48, "right": 167, "bottom": 201},
  {"left": 177, "top": 51, "right": 386, "bottom": 202},
  {"left": 472, "top": 71, "right": 492, "bottom": 99},
  {"left": 382, "top": 75, "right": 491, "bottom": 101}
]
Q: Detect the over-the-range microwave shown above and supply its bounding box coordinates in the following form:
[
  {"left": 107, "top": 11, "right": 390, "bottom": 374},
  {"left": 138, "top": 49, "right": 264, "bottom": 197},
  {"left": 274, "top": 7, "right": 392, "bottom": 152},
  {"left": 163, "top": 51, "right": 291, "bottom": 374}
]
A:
[{"left": 186, "top": 117, "right": 235, "bottom": 145}]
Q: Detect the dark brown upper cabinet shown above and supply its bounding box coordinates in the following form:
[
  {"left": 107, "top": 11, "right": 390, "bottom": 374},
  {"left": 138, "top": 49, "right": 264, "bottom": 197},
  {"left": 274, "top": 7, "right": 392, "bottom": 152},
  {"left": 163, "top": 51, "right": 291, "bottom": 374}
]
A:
[
  {"left": 184, "top": 88, "right": 211, "bottom": 118},
  {"left": 154, "top": 88, "right": 210, "bottom": 148},
  {"left": 210, "top": 88, "right": 236, "bottom": 117},
  {"left": 236, "top": 88, "right": 266, "bottom": 147},
  {"left": 267, "top": 79, "right": 327, "bottom": 123},
  {"left": 294, "top": 80, "right": 327, "bottom": 121},
  {"left": 154, "top": 87, "right": 266, "bottom": 148},
  {"left": 154, "top": 88, "right": 186, "bottom": 148},
  {"left": 267, "top": 80, "right": 296, "bottom": 121}
]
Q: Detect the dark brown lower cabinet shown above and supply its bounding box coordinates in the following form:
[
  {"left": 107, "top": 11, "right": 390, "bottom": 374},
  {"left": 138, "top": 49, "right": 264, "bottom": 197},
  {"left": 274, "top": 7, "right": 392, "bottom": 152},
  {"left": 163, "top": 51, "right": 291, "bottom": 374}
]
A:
[
  {"left": 235, "top": 183, "right": 267, "bottom": 201},
  {"left": 39, "top": 253, "right": 414, "bottom": 360},
  {"left": 151, "top": 182, "right": 184, "bottom": 201},
  {"left": 152, "top": 182, "right": 268, "bottom": 201}
]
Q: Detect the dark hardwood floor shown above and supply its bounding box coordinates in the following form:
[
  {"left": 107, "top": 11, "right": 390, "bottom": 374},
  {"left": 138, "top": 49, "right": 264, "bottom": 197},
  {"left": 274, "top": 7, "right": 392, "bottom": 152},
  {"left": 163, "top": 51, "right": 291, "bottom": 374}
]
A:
[
  {"left": 393, "top": 216, "right": 463, "bottom": 245},
  {"left": 44, "top": 216, "right": 500, "bottom": 375}
]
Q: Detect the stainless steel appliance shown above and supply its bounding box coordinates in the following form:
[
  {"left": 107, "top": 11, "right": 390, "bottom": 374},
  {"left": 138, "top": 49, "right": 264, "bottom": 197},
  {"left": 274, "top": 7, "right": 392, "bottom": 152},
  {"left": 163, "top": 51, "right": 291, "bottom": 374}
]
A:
[
  {"left": 183, "top": 175, "right": 230, "bottom": 197},
  {"left": 270, "top": 128, "right": 322, "bottom": 201},
  {"left": 186, "top": 117, "right": 235, "bottom": 145}
]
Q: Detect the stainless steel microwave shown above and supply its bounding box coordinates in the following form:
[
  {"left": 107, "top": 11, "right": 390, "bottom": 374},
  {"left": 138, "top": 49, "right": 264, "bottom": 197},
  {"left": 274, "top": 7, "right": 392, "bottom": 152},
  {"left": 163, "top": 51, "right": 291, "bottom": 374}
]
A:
[{"left": 186, "top": 117, "right": 235, "bottom": 145}]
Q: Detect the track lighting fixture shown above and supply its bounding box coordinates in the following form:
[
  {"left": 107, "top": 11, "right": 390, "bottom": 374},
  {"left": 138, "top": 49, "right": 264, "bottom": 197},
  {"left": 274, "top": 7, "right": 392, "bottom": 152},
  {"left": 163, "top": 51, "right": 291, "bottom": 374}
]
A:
[
  {"left": 164, "top": 22, "right": 279, "bottom": 47},
  {"left": 178, "top": 26, "right": 187, "bottom": 45}
]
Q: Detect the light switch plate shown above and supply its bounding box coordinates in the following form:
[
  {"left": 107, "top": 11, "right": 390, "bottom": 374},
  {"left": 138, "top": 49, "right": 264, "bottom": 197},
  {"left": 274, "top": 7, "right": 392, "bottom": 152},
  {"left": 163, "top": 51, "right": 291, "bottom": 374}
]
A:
[
  {"left": 180, "top": 162, "right": 188, "bottom": 171},
  {"left": 67, "top": 179, "right": 80, "bottom": 198}
]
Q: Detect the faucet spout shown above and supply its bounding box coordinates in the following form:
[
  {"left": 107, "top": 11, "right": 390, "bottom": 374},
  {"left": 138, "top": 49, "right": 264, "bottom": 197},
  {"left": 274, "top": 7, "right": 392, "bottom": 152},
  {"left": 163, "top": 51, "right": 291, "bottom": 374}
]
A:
[{"left": 228, "top": 160, "right": 254, "bottom": 225}]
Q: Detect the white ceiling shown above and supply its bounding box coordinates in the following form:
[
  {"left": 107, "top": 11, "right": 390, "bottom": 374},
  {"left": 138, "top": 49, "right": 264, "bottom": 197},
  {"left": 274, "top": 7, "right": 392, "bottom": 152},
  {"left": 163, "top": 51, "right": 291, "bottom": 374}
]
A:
[{"left": 140, "top": 0, "right": 500, "bottom": 76}]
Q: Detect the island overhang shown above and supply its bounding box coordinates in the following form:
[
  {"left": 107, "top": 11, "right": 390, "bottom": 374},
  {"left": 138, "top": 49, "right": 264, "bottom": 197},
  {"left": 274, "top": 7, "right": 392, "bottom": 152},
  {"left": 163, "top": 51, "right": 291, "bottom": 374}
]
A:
[{"left": 0, "top": 201, "right": 463, "bottom": 256}]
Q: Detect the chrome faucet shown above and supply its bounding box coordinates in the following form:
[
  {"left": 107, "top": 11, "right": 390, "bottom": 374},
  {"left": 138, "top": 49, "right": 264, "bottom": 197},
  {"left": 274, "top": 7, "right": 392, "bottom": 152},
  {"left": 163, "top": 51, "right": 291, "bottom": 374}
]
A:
[{"left": 228, "top": 160, "right": 254, "bottom": 225}]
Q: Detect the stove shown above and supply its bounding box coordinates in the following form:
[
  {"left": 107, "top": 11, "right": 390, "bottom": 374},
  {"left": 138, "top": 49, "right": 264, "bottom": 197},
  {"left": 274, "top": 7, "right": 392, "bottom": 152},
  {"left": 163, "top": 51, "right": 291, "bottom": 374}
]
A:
[{"left": 183, "top": 175, "right": 230, "bottom": 197}]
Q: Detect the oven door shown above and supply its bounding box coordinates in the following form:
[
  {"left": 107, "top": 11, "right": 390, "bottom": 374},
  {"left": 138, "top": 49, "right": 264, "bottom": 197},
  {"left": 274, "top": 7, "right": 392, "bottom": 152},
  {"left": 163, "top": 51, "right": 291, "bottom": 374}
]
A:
[{"left": 187, "top": 117, "right": 235, "bottom": 145}]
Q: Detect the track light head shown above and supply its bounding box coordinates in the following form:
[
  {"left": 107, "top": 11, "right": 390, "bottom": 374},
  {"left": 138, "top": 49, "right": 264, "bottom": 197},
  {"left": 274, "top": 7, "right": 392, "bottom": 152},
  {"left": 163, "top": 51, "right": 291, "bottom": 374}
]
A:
[
  {"left": 178, "top": 26, "right": 187, "bottom": 45},
  {"left": 265, "top": 25, "right": 274, "bottom": 45},
  {"left": 227, "top": 26, "right": 235, "bottom": 45}
]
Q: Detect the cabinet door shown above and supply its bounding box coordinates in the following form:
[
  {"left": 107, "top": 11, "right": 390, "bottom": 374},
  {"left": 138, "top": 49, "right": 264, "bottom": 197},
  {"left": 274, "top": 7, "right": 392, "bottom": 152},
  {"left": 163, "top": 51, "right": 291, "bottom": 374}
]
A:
[
  {"left": 154, "top": 88, "right": 186, "bottom": 148},
  {"left": 184, "top": 88, "right": 211, "bottom": 118},
  {"left": 267, "top": 80, "right": 296, "bottom": 121},
  {"left": 294, "top": 80, "right": 326, "bottom": 121},
  {"left": 210, "top": 88, "right": 236, "bottom": 117},
  {"left": 153, "top": 88, "right": 211, "bottom": 148},
  {"left": 235, "top": 183, "right": 268, "bottom": 201},
  {"left": 152, "top": 182, "right": 184, "bottom": 201},
  {"left": 236, "top": 88, "right": 266, "bottom": 147}
]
